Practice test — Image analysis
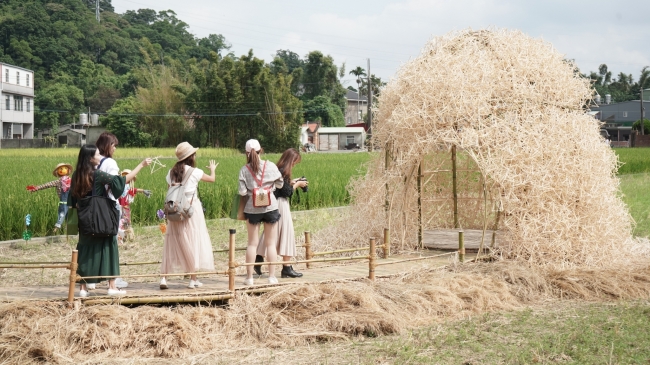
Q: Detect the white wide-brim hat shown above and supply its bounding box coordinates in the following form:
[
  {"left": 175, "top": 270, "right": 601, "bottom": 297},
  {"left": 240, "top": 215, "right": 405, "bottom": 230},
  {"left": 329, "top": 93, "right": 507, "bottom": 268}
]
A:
[{"left": 176, "top": 142, "right": 199, "bottom": 161}]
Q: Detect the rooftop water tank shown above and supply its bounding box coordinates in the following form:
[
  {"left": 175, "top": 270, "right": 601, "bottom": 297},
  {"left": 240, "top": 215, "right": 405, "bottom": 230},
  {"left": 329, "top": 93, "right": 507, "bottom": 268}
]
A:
[
  {"left": 605, "top": 94, "right": 611, "bottom": 104},
  {"left": 91, "top": 114, "right": 99, "bottom": 126},
  {"left": 594, "top": 94, "right": 601, "bottom": 104},
  {"left": 79, "top": 113, "right": 88, "bottom": 125}
]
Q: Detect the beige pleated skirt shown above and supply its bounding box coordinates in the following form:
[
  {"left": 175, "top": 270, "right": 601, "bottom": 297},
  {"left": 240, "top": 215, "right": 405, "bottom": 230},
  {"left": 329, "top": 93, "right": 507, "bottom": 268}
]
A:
[
  {"left": 161, "top": 200, "right": 215, "bottom": 274},
  {"left": 257, "top": 197, "right": 296, "bottom": 257}
]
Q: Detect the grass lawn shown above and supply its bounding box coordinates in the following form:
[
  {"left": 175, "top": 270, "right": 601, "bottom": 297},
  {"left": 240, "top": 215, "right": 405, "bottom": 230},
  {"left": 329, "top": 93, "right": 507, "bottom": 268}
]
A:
[{"left": 237, "top": 301, "right": 650, "bottom": 365}]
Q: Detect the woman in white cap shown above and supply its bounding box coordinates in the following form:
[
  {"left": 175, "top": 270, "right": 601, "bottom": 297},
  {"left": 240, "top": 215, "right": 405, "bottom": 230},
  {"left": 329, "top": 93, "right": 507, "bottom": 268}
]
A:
[
  {"left": 160, "top": 142, "right": 217, "bottom": 289},
  {"left": 238, "top": 139, "right": 284, "bottom": 285}
]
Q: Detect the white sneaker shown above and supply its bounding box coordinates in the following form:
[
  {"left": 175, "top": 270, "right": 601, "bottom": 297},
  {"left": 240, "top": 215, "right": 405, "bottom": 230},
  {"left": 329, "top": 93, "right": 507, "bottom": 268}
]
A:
[
  {"left": 268, "top": 276, "right": 278, "bottom": 285},
  {"left": 160, "top": 278, "right": 168, "bottom": 290},
  {"left": 107, "top": 288, "right": 126, "bottom": 296},
  {"left": 79, "top": 290, "right": 88, "bottom": 298},
  {"left": 115, "top": 278, "right": 128, "bottom": 288},
  {"left": 188, "top": 280, "right": 203, "bottom": 288},
  {"left": 87, "top": 283, "right": 96, "bottom": 290},
  {"left": 243, "top": 277, "right": 254, "bottom": 286}
]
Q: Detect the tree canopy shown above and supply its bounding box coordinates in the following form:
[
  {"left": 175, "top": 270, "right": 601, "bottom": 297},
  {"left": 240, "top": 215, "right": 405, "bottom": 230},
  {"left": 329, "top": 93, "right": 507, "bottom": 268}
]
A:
[{"left": 0, "top": 0, "right": 379, "bottom": 150}]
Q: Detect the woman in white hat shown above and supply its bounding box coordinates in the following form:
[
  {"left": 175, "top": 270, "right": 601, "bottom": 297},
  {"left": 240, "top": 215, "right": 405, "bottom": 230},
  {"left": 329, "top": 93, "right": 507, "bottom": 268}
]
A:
[
  {"left": 160, "top": 142, "right": 218, "bottom": 289},
  {"left": 238, "top": 139, "right": 284, "bottom": 285}
]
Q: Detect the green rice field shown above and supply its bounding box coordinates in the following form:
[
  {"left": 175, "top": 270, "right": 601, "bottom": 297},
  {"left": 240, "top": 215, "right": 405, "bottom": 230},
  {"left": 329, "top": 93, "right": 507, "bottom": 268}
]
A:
[
  {"left": 0, "top": 148, "right": 373, "bottom": 241},
  {"left": 1, "top": 147, "right": 649, "bottom": 242}
]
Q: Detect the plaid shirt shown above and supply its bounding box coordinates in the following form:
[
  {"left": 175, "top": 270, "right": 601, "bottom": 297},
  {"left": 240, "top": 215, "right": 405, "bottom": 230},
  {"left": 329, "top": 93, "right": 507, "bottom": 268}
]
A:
[
  {"left": 32, "top": 177, "right": 70, "bottom": 199},
  {"left": 238, "top": 160, "right": 283, "bottom": 214}
]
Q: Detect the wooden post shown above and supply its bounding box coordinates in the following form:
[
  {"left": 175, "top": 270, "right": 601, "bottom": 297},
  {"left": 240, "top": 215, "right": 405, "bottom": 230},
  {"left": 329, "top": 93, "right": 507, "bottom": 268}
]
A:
[
  {"left": 458, "top": 231, "right": 465, "bottom": 263},
  {"left": 383, "top": 228, "right": 390, "bottom": 258},
  {"left": 304, "top": 231, "right": 312, "bottom": 269},
  {"left": 491, "top": 202, "right": 502, "bottom": 249},
  {"left": 369, "top": 237, "right": 376, "bottom": 281},
  {"left": 67, "top": 250, "right": 78, "bottom": 306},
  {"left": 228, "top": 229, "right": 236, "bottom": 292},
  {"left": 452, "top": 145, "right": 459, "bottom": 229},
  {"left": 385, "top": 142, "right": 390, "bottom": 213},
  {"left": 417, "top": 160, "right": 423, "bottom": 249}
]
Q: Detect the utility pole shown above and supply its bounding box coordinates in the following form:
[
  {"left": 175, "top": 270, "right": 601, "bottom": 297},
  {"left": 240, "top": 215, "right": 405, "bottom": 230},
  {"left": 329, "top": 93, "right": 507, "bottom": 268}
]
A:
[
  {"left": 642, "top": 88, "right": 645, "bottom": 135},
  {"left": 367, "top": 59, "right": 372, "bottom": 148},
  {"left": 96, "top": 0, "right": 100, "bottom": 23}
]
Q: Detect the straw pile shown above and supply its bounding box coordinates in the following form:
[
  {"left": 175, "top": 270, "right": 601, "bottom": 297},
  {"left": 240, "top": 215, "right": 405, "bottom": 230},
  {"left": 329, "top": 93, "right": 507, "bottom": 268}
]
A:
[
  {"left": 318, "top": 28, "right": 634, "bottom": 267},
  {"left": 2, "top": 262, "right": 649, "bottom": 364}
]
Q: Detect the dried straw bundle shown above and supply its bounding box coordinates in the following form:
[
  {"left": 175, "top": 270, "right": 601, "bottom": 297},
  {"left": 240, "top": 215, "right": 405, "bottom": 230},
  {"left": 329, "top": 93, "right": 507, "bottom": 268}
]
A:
[
  {"left": 324, "top": 28, "right": 634, "bottom": 267},
  {"left": 2, "top": 262, "right": 650, "bottom": 363}
]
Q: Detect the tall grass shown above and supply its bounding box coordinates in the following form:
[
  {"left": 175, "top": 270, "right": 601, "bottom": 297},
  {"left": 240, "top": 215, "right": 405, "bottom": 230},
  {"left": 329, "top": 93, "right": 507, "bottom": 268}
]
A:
[
  {"left": 614, "top": 148, "right": 650, "bottom": 174},
  {"left": 0, "top": 149, "right": 372, "bottom": 241}
]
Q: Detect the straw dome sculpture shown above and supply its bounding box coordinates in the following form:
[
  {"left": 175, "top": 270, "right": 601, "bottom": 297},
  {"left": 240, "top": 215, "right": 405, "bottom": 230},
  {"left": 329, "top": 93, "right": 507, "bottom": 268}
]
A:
[{"left": 338, "top": 29, "right": 633, "bottom": 267}]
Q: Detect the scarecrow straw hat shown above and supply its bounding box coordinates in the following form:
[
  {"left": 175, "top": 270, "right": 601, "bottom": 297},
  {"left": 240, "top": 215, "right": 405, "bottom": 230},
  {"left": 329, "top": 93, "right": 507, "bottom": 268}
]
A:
[
  {"left": 175, "top": 142, "right": 199, "bottom": 161},
  {"left": 52, "top": 163, "right": 73, "bottom": 177}
]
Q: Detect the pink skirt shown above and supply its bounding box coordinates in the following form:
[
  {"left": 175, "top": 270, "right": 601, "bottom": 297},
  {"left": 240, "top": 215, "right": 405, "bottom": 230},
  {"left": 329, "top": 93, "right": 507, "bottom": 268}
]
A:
[
  {"left": 257, "top": 197, "right": 296, "bottom": 257},
  {"left": 161, "top": 200, "right": 215, "bottom": 274}
]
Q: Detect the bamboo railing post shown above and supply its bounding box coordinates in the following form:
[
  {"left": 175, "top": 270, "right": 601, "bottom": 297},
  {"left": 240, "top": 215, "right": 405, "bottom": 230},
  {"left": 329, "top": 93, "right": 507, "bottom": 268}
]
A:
[
  {"left": 369, "top": 237, "right": 376, "bottom": 281},
  {"left": 458, "top": 231, "right": 465, "bottom": 263},
  {"left": 67, "top": 250, "right": 78, "bottom": 306},
  {"left": 491, "top": 203, "right": 502, "bottom": 250},
  {"left": 228, "top": 229, "right": 236, "bottom": 292},
  {"left": 417, "top": 160, "right": 423, "bottom": 249},
  {"left": 452, "top": 145, "right": 459, "bottom": 229},
  {"left": 304, "top": 231, "right": 312, "bottom": 269},
  {"left": 383, "top": 228, "right": 390, "bottom": 258},
  {"left": 385, "top": 142, "right": 390, "bottom": 213}
]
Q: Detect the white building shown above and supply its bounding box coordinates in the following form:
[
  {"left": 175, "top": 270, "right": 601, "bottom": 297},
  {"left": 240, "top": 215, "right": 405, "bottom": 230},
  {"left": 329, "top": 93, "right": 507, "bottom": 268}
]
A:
[{"left": 1, "top": 63, "right": 35, "bottom": 139}]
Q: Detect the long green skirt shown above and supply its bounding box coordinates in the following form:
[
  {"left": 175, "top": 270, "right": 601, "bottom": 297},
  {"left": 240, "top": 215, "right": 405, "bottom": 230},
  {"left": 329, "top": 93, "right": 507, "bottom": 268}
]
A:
[{"left": 76, "top": 234, "right": 120, "bottom": 284}]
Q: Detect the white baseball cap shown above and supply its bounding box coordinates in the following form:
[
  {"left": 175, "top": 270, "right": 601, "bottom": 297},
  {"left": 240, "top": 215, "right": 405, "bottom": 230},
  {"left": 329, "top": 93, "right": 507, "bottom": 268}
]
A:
[{"left": 245, "top": 139, "right": 261, "bottom": 153}]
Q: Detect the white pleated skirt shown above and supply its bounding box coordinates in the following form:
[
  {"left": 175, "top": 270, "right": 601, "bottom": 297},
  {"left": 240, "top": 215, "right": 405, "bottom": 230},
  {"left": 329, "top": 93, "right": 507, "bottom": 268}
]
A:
[
  {"left": 257, "top": 197, "right": 296, "bottom": 258},
  {"left": 161, "top": 199, "right": 215, "bottom": 274}
]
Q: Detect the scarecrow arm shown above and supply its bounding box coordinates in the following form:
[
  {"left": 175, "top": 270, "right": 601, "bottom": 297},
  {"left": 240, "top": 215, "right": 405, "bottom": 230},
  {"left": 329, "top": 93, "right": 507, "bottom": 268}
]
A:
[
  {"left": 27, "top": 180, "right": 59, "bottom": 192},
  {"left": 136, "top": 189, "right": 152, "bottom": 198}
]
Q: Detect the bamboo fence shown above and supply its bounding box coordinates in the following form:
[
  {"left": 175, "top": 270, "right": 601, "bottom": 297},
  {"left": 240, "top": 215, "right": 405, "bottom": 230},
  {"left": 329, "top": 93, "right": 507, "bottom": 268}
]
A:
[{"left": 0, "top": 227, "right": 467, "bottom": 306}]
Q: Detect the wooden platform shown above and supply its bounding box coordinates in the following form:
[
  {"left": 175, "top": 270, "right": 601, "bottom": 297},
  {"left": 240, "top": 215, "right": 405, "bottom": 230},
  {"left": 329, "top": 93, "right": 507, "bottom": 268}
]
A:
[
  {"left": 0, "top": 250, "right": 471, "bottom": 305},
  {"left": 423, "top": 229, "right": 500, "bottom": 251}
]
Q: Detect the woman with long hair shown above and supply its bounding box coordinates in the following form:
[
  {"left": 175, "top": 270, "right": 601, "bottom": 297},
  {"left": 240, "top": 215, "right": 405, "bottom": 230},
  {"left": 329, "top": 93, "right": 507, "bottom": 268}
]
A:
[
  {"left": 238, "top": 139, "right": 283, "bottom": 285},
  {"left": 68, "top": 144, "right": 149, "bottom": 297},
  {"left": 160, "top": 142, "right": 217, "bottom": 289},
  {"left": 254, "top": 148, "right": 307, "bottom": 278},
  {"left": 91, "top": 132, "right": 151, "bottom": 291}
]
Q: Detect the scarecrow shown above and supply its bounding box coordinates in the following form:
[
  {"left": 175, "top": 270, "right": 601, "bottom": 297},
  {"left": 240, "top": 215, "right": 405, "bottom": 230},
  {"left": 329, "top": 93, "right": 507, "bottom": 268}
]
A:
[
  {"left": 118, "top": 169, "right": 152, "bottom": 244},
  {"left": 26, "top": 163, "right": 73, "bottom": 233}
]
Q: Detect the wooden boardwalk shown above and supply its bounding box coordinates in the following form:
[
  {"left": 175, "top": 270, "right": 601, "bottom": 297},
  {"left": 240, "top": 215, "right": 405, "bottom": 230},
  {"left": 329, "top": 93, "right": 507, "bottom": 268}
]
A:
[{"left": 0, "top": 250, "right": 471, "bottom": 305}]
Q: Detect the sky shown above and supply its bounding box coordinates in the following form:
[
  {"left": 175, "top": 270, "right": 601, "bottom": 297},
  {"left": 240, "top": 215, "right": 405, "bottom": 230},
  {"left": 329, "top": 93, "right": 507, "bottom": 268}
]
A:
[{"left": 111, "top": 0, "right": 650, "bottom": 89}]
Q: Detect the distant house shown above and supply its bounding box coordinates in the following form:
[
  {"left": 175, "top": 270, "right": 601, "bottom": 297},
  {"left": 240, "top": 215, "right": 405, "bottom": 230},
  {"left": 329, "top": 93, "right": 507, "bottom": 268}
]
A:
[
  {"left": 1, "top": 62, "right": 35, "bottom": 139},
  {"left": 300, "top": 121, "right": 365, "bottom": 151},
  {"left": 590, "top": 100, "right": 650, "bottom": 142},
  {"left": 344, "top": 89, "right": 368, "bottom": 125}
]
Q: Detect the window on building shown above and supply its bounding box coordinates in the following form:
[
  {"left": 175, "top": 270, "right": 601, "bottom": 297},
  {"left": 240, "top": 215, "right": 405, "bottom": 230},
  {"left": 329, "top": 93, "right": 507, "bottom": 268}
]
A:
[
  {"left": 26, "top": 99, "right": 31, "bottom": 112},
  {"left": 346, "top": 135, "right": 355, "bottom": 145},
  {"left": 14, "top": 96, "right": 23, "bottom": 111},
  {"left": 58, "top": 135, "right": 68, "bottom": 145},
  {"left": 623, "top": 111, "right": 628, "bottom": 117},
  {"left": 16, "top": 72, "right": 19, "bottom": 85},
  {"left": 26, "top": 74, "right": 30, "bottom": 87},
  {"left": 4, "top": 69, "right": 8, "bottom": 83},
  {"left": 5, "top": 96, "right": 9, "bottom": 110}
]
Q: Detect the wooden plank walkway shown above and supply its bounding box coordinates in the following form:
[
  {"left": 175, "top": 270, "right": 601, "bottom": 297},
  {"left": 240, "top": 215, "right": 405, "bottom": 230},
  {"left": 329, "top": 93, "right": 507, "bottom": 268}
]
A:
[{"left": 0, "top": 250, "right": 471, "bottom": 304}]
